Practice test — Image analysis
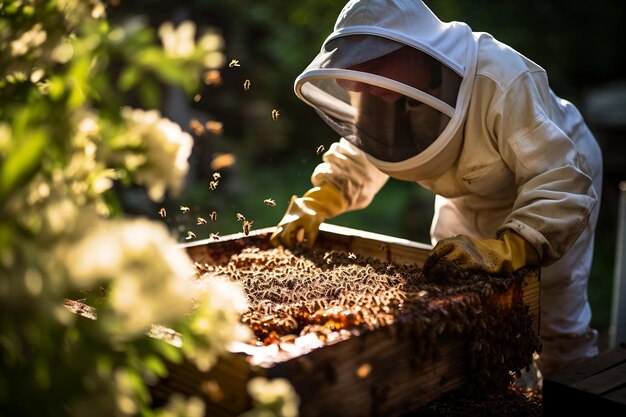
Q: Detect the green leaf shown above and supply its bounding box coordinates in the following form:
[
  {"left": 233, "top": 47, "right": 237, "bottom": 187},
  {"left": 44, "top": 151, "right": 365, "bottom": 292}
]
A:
[
  {"left": 0, "top": 129, "right": 48, "bottom": 202},
  {"left": 143, "top": 355, "right": 169, "bottom": 377},
  {"left": 0, "top": 223, "right": 13, "bottom": 251},
  {"left": 118, "top": 66, "right": 141, "bottom": 92},
  {"left": 47, "top": 76, "right": 65, "bottom": 100},
  {"left": 149, "top": 338, "right": 182, "bottom": 364},
  {"left": 137, "top": 77, "right": 162, "bottom": 108}
]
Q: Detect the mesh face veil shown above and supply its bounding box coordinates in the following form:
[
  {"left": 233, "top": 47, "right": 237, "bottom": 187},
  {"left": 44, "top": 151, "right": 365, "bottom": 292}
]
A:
[{"left": 296, "top": 35, "right": 462, "bottom": 165}]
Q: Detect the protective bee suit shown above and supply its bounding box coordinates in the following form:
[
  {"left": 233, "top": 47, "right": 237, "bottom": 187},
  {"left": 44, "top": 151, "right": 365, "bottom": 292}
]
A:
[{"left": 272, "top": 0, "right": 602, "bottom": 376}]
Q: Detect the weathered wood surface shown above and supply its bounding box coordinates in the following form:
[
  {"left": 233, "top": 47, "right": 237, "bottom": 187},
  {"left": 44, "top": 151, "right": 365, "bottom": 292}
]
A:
[{"left": 543, "top": 343, "right": 626, "bottom": 415}]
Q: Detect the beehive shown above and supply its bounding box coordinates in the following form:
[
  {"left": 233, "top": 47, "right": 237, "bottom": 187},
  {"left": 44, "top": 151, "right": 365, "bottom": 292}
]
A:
[{"left": 151, "top": 223, "right": 541, "bottom": 417}]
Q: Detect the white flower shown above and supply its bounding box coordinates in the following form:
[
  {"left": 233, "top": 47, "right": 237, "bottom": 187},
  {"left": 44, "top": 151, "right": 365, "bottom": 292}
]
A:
[
  {"left": 65, "top": 219, "right": 197, "bottom": 339},
  {"left": 245, "top": 377, "right": 300, "bottom": 417},
  {"left": 120, "top": 107, "right": 193, "bottom": 201},
  {"left": 70, "top": 367, "right": 148, "bottom": 417},
  {"left": 185, "top": 275, "right": 252, "bottom": 371},
  {"left": 198, "top": 31, "right": 225, "bottom": 68},
  {"left": 154, "top": 394, "right": 205, "bottom": 417},
  {"left": 11, "top": 23, "right": 47, "bottom": 57},
  {"left": 158, "top": 21, "right": 196, "bottom": 59}
]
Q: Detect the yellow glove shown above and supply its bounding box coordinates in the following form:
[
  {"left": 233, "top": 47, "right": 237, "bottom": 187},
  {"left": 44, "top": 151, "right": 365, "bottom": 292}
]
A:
[
  {"left": 422, "top": 231, "right": 540, "bottom": 278},
  {"left": 270, "top": 183, "right": 347, "bottom": 248}
]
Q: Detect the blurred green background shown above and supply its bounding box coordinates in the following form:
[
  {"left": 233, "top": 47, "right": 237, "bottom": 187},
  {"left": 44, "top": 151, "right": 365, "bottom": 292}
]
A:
[{"left": 108, "top": 0, "right": 626, "bottom": 348}]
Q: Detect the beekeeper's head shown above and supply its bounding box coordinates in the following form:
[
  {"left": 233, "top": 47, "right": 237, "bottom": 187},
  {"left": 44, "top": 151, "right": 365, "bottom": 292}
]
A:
[{"left": 294, "top": 0, "right": 478, "bottom": 181}]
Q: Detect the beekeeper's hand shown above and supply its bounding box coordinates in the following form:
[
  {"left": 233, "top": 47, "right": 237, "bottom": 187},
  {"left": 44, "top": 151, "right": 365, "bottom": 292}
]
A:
[
  {"left": 270, "top": 183, "right": 347, "bottom": 249},
  {"left": 422, "top": 231, "right": 540, "bottom": 278}
]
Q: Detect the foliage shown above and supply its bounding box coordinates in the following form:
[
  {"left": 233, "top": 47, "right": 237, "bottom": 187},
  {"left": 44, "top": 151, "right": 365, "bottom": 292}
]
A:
[{"left": 0, "top": 1, "right": 299, "bottom": 416}]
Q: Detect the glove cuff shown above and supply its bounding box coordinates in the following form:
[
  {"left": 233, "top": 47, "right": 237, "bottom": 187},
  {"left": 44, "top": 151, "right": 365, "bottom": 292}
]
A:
[
  {"left": 501, "top": 230, "right": 540, "bottom": 267},
  {"left": 302, "top": 183, "right": 347, "bottom": 218}
]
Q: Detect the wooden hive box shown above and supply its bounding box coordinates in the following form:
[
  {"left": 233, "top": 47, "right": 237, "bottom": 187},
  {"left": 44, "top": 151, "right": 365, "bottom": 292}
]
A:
[{"left": 151, "top": 223, "right": 541, "bottom": 417}]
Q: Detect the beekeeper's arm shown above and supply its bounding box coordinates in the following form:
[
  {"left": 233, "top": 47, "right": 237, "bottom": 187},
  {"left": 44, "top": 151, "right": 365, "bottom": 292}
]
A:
[
  {"left": 424, "top": 71, "right": 598, "bottom": 277},
  {"left": 271, "top": 139, "right": 389, "bottom": 248}
]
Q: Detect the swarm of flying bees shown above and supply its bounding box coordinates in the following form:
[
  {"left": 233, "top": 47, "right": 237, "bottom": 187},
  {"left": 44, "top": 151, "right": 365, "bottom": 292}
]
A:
[{"left": 172, "top": 59, "right": 291, "bottom": 244}]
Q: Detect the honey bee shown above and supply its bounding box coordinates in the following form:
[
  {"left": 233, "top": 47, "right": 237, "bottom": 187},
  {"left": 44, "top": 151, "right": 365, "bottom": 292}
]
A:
[
  {"left": 271, "top": 109, "right": 279, "bottom": 121},
  {"left": 205, "top": 121, "right": 223, "bottom": 135},
  {"left": 185, "top": 231, "right": 196, "bottom": 240},
  {"left": 316, "top": 145, "right": 325, "bottom": 155},
  {"left": 209, "top": 211, "right": 217, "bottom": 221},
  {"left": 380, "top": 243, "right": 388, "bottom": 252},
  {"left": 180, "top": 206, "right": 190, "bottom": 213},
  {"left": 263, "top": 198, "right": 276, "bottom": 207},
  {"left": 201, "top": 380, "right": 224, "bottom": 402},
  {"left": 228, "top": 59, "right": 240, "bottom": 67},
  {"left": 158, "top": 208, "right": 166, "bottom": 218},
  {"left": 243, "top": 79, "right": 251, "bottom": 91},
  {"left": 197, "top": 217, "right": 207, "bottom": 225},
  {"left": 243, "top": 220, "right": 254, "bottom": 236},
  {"left": 211, "top": 153, "right": 236, "bottom": 170},
  {"left": 236, "top": 212, "right": 246, "bottom": 222},
  {"left": 189, "top": 119, "right": 205, "bottom": 135},
  {"left": 204, "top": 70, "right": 222, "bottom": 85},
  {"left": 296, "top": 228, "right": 305, "bottom": 244},
  {"left": 356, "top": 363, "right": 372, "bottom": 378},
  {"left": 193, "top": 94, "right": 202, "bottom": 103},
  {"left": 212, "top": 172, "right": 221, "bottom": 181},
  {"left": 209, "top": 180, "right": 219, "bottom": 191},
  {"left": 210, "top": 232, "right": 220, "bottom": 240}
]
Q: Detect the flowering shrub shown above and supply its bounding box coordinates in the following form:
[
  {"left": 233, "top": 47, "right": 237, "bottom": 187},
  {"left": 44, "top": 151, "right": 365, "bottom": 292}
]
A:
[
  {"left": 241, "top": 378, "right": 300, "bottom": 417},
  {"left": 0, "top": 1, "right": 298, "bottom": 416}
]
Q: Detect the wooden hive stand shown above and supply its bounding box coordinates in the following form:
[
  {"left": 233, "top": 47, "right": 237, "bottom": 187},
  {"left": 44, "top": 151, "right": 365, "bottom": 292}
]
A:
[{"left": 543, "top": 342, "right": 626, "bottom": 415}]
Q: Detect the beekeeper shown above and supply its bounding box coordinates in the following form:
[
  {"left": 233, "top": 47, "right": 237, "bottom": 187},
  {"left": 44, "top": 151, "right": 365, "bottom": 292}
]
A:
[{"left": 270, "top": 0, "right": 602, "bottom": 377}]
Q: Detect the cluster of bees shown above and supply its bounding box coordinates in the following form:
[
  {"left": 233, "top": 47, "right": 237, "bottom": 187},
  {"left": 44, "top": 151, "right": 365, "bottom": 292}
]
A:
[{"left": 194, "top": 245, "right": 539, "bottom": 395}]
